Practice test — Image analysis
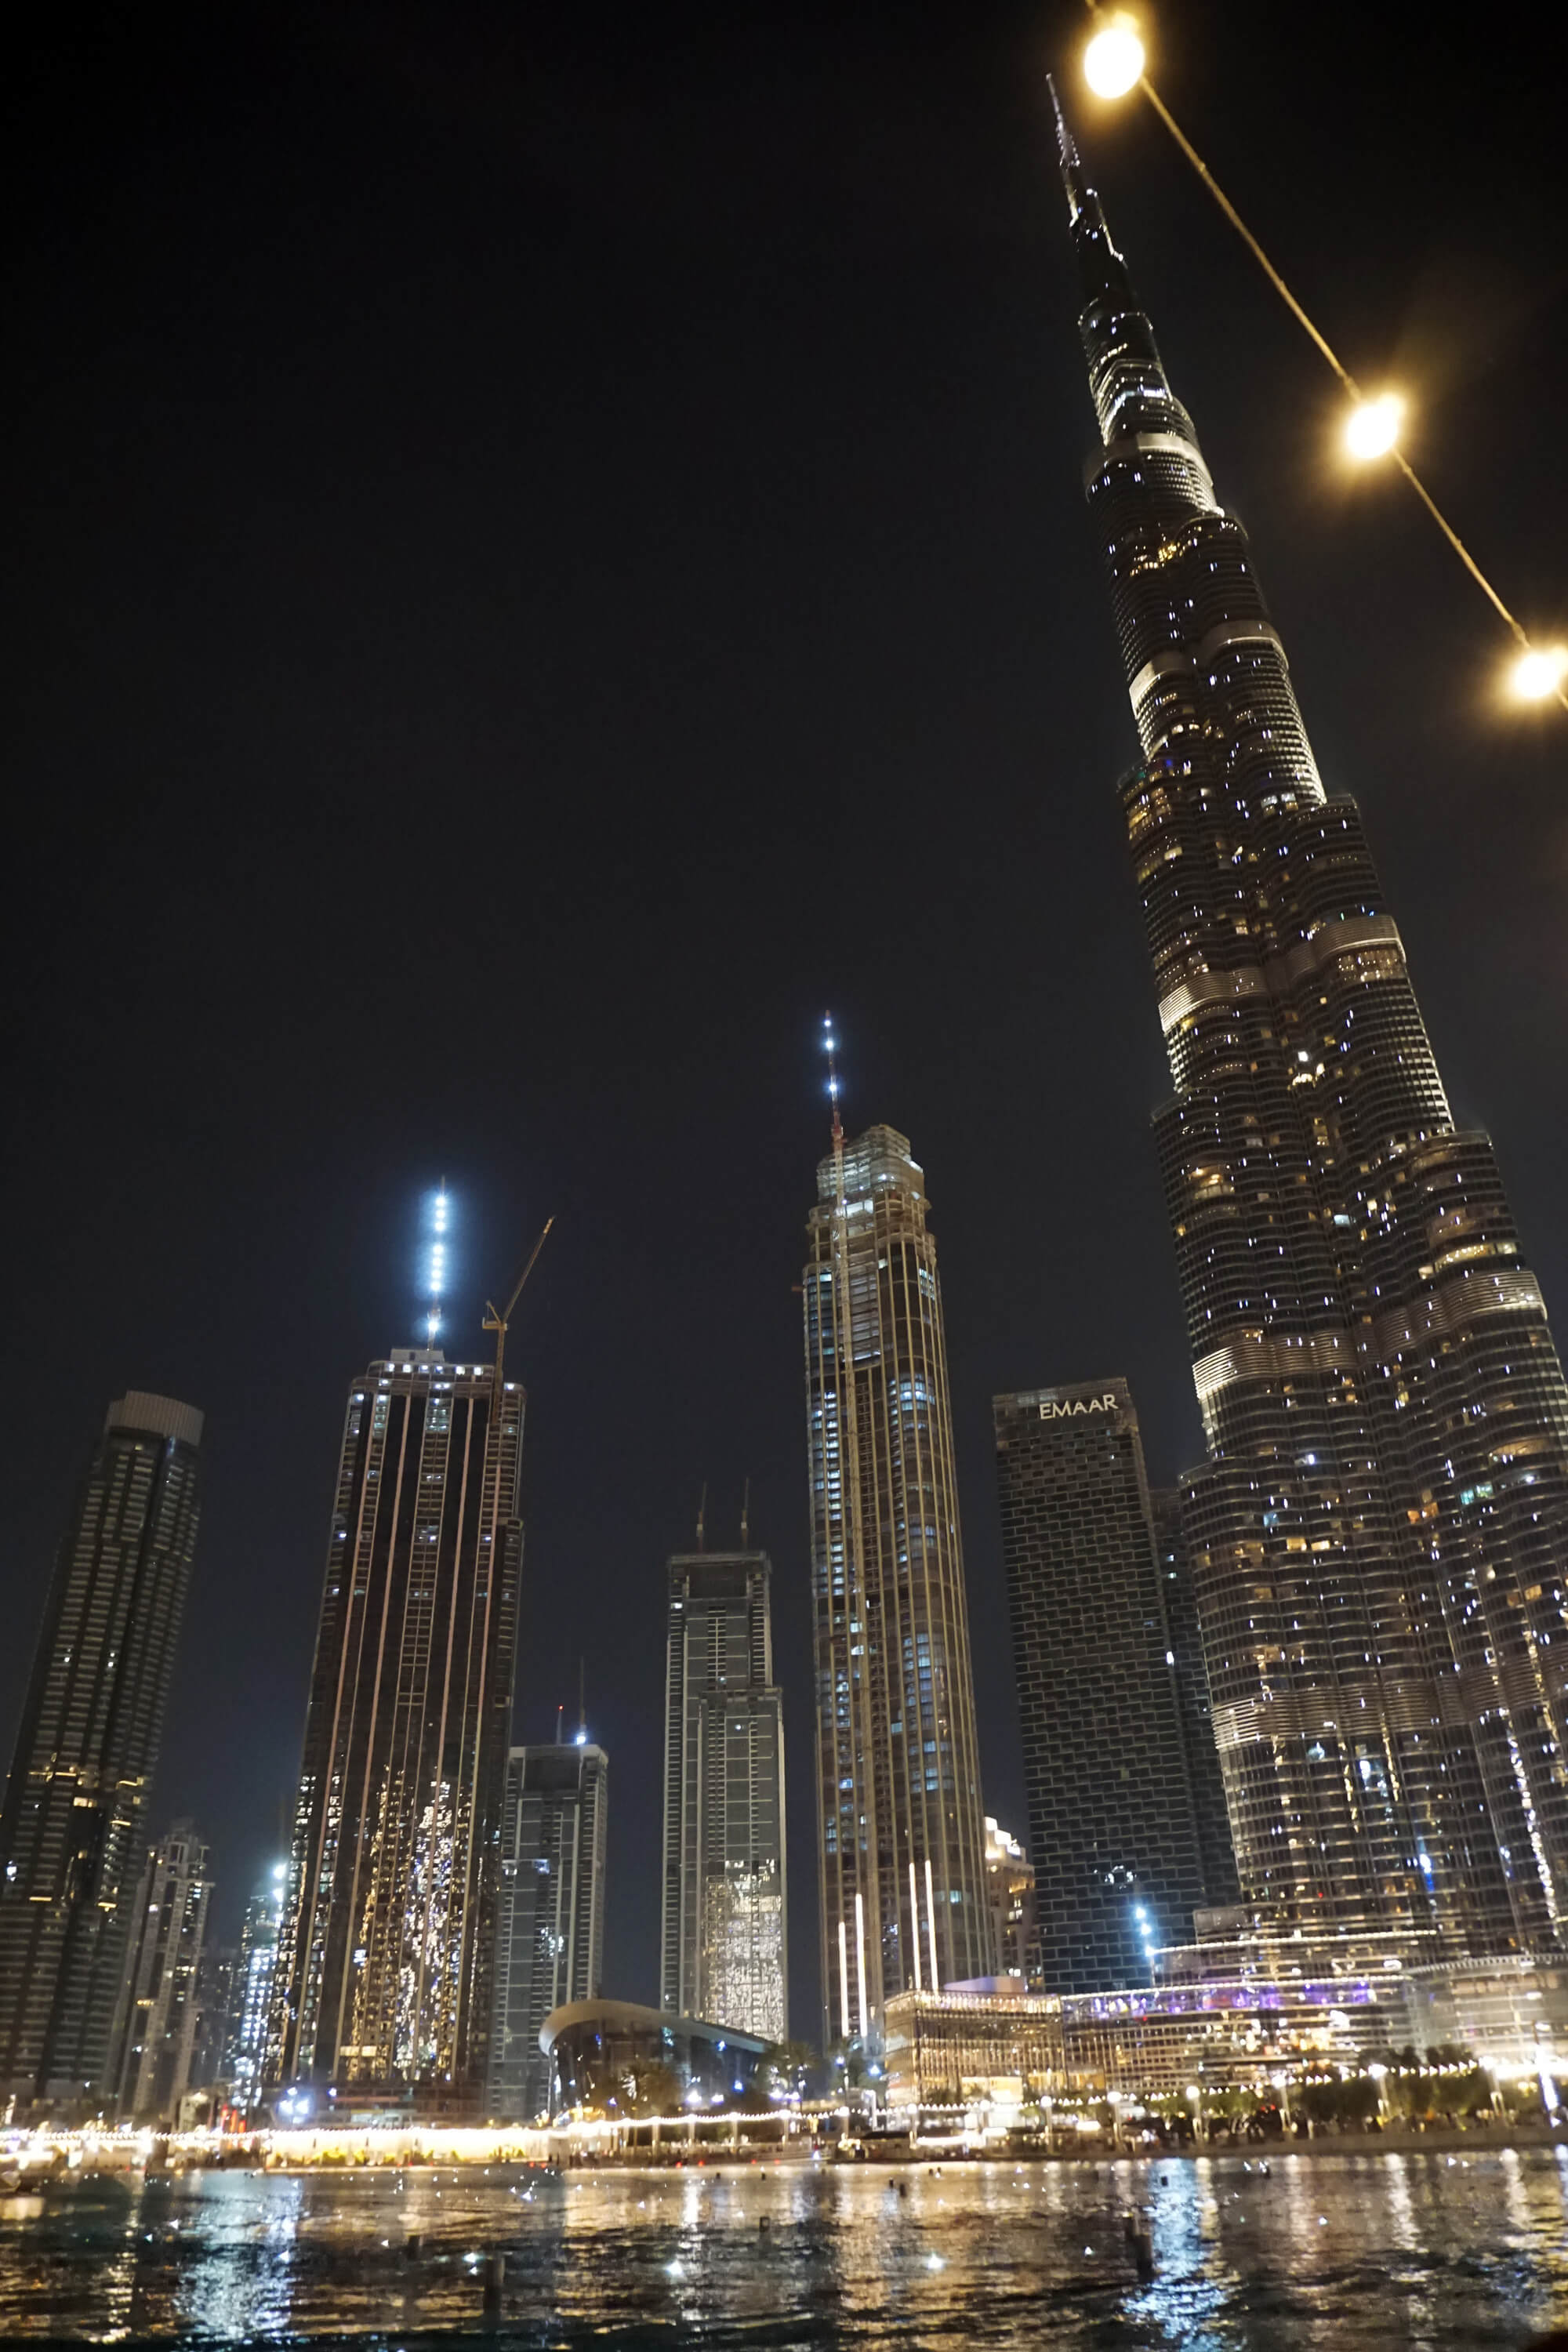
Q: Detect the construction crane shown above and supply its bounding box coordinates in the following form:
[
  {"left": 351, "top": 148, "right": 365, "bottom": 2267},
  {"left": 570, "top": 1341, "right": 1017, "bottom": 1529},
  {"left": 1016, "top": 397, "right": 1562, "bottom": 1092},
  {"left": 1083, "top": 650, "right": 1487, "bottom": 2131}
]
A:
[{"left": 482, "top": 1215, "right": 554, "bottom": 1399}]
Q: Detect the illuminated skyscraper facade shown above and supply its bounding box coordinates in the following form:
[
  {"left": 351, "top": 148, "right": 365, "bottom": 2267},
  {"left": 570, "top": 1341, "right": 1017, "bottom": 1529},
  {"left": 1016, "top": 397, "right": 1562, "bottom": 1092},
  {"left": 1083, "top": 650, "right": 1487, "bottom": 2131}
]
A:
[
  {"left": 271, "top": 1346, "right": 524, "bottom": 2107},
  {"left": 983, "top": 1817, "right": 1039, "bottom": 1984},
  {"left": 0, "top": 1391, "right": 204, "bottom": 2111},
  {"left": 226, "top": 1868, "right": 286, "bottom": 2120},
  {"left": 995, "top": 1379, "right": 1231, "bottom": 1991},
  {"left": 661, "top": 1552, "right": 787, "bottom": 2042},
  {"left": 489, "top": 1739, "right": 608, "bottom": 2121},
  {"left": 1054, "top": 98, "right": 1568, "bottom": 1958},
  {"left": 109, "top": 1819, "right": 211, "bottom": 2122},
  {"left": 804, "top": 1123, "right": 993, "bottom": 2044}
]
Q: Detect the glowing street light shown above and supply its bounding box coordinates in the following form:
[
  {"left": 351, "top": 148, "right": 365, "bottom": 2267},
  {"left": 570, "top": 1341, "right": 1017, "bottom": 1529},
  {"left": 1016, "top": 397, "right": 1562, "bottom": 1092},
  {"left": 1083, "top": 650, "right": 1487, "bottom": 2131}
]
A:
[
  {"left": 1510, "top": 645, "right": 1568, "bottom": 702},
  {"left": 1344, "top": 392, "right": 1403, "bottom": 462},
  {"left": 1058, "top": 34, "right": 1566, "bottom": 715},
  {"left": 1083, "top": 13, "right": 1145, "bottom": 99}
]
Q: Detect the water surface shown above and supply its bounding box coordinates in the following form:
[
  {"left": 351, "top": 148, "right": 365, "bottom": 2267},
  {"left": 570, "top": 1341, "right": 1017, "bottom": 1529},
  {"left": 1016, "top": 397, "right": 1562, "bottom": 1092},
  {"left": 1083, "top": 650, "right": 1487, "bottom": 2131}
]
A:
[{"left": 2, "top": 2147, "right": 1566, "bottom": 2346}]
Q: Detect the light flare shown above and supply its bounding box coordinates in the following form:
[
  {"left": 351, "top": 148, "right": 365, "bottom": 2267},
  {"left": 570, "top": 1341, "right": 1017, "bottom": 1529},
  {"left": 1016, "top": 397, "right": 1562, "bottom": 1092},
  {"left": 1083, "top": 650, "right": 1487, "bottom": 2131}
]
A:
[
  {"left": 1344, "top": 393, "right": 1403, "bottom": 461},
  {"left": 1510, "top": 645, "right": 1568, "bottom": 702},
  {"left": 1083, "top": 14, "right": 1145, "bottom": 100}
]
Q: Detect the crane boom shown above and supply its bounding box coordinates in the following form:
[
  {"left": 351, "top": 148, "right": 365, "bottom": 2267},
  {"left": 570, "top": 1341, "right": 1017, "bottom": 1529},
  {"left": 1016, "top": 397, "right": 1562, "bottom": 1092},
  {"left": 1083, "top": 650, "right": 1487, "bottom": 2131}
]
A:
[{"left": 482, "top": 1214, "right": 554, "bottom": 1397}]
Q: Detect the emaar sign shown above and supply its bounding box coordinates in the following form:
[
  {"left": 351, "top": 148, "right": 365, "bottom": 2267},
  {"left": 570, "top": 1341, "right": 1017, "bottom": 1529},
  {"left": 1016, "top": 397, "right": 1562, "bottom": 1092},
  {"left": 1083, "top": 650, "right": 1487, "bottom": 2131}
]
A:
[{"left": 1039, "top": 1393, "right": 1119, "bottom": 1419}]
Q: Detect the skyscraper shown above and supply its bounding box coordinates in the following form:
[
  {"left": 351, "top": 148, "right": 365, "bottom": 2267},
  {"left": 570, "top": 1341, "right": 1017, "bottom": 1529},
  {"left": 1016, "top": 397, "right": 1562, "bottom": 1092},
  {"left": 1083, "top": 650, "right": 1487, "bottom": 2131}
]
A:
[
  {"left": 0, "top": 1391, "right": 204, "bottom": 2113},
  {"left": 995, "top": 1378, "right": 1225, "bottom": 1990},
  {"left": 189, "top": 1941, "right": 241, "bottom": 2100},
  {"left": 227, "top": 1867, "right": 286, "bottom": 2121},
  {"left": 804, "top": 1121, "right": 992, "bottom": 2044},
  {"left": 982, "top": 1817, "right": 1039, "bottom": 1984},
  {"left": 662, "top": 1549, "right": 787, "bottom": 2041},
  {"left": 270, "top": 1345, "right": 524, "bottom": 2108},
  {"left": 1150, "top": 1486, "right": 1241, "bottom": 1922},
  {"left": 1053, "top": 95, "right": 1568, "bottom": 1957},
  {"left": 489, "top": 1737, "right": 608, "bottom": 2121},
  {"left": 108, "top": 1819, "right": 211, "bottom": 2122}
]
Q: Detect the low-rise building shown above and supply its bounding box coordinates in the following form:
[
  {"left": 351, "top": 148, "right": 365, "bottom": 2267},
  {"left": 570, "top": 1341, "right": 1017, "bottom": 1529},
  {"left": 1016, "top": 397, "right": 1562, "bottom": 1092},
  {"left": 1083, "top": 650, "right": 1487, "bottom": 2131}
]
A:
[
  {"left": 885, "top": 1965, "right": 1410, "bottom": 2125},
  {"left": 541, "top": 1998, "right": 768, "bottom": 2121}
]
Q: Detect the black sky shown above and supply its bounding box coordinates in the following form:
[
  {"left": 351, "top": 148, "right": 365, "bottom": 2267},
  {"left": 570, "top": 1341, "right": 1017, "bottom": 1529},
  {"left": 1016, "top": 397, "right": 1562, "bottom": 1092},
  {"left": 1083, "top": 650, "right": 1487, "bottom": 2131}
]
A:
[{"left": 3, "top": 2, "right": 1564, "bottom": 2043}]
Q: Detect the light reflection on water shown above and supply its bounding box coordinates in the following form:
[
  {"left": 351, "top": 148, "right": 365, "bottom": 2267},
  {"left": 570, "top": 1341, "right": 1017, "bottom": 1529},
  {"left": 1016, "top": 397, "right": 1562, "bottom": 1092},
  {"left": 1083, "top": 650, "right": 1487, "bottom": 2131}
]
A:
[{"left": 2, "top": 2150, "right": 1566, "bottom": 2346}]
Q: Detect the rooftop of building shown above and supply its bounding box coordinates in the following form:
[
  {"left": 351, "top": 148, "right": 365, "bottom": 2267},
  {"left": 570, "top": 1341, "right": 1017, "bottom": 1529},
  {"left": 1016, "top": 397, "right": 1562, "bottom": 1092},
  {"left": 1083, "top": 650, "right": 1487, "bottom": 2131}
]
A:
[
  {"left": 105, "top": 1391, "right": 204, "bottom": 1447},
  {"left": 993, "top": 1377, "right": 1134, "bottom": 1425},
  {"left": 813, "top": 1122, "right": 924, "bottom": 1208}
]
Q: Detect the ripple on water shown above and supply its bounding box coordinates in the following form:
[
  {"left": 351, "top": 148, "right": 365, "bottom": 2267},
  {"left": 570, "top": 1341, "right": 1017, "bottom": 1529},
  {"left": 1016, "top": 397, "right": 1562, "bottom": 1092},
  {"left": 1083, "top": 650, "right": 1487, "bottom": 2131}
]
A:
[{"left": 0, "top": 2152, "right": 1566, "bottom": 2346}]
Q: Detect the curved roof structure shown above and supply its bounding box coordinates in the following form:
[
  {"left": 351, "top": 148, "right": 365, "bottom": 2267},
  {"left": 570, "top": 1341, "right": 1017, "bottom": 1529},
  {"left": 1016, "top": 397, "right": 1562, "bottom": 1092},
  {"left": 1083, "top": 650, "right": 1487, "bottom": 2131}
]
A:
[{"left": 539, "top": 1998, "right": 768, "bottom": 2060}]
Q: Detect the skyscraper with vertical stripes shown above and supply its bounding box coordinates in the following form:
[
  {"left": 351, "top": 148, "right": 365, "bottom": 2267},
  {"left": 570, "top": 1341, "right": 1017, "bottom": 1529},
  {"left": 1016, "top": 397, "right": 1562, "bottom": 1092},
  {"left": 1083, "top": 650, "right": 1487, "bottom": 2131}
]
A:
[
  {"left": 661, "top": 1547, "right": 787, "bottom": 2041},
  {"left": 270, "top": 1345, "right": 523, "bottom": 2108},
  {"left": 1053, "top": 91, "right": 1568, "bottom": 1959},
  {"left": 804, "top": 1122, "right": 993, "bottom": 2045}
]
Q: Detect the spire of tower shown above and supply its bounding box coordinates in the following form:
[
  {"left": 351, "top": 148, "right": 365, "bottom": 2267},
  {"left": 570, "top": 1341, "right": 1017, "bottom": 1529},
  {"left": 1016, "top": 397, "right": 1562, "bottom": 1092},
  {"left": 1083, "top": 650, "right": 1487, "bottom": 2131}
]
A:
[
  {"left": 1046, "top": 72, "right": 1078, "bottom": 171},
  {"left": 741, "top": 1475, "right": 750, "bottom": 1550},
  {"left": 822, "top": 1012, "right": 843, "bottom": 1147},
  {"left": 1047, "top": 86, "right": 1134, "bottom": 309},
  {"left": 695, "top": 1480, "right": 706, "bottom": 1552}
]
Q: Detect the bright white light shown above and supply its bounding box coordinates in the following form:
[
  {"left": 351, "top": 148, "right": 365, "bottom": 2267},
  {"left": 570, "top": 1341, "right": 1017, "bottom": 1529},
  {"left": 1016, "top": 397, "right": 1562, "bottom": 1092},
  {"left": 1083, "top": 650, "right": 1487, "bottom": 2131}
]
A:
[
  {"left": 1511, "top": 645, "right": 1568, "bottom": 701},
  {"left": 1344, "top": 393, "right": 1403, "bottom": 461},
  {"left": 1083, "top": 14, "right": 1145, "bottom": 99},
  {"left": 574, "top": 1729, "right": 587, "bottom": 1747}
]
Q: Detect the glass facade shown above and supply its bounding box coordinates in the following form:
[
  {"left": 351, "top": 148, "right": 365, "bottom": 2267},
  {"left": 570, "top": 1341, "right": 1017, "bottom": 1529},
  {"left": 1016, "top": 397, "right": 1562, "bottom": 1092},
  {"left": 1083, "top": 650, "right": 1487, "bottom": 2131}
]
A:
[
  {"left": 270, "top": 1347, "right": 524, "bottom": 2108},
  {"left": 995, "top": 1380, "right": 1232, "bottom": 1991},
  {"left": 107, "top": 1818, "right": 211, "bottom": 2122},
  {"left": 661, "top": 1553, "right": 786, "bottom": 2042},
  {"left": 1055, "top": 101, "right": 1568, "bottom": 1958},
  {"left": 225, "top": 1873, "right": 285, "bottom": 2120},
  {"left": 488, "top": 1740, "right": 608, "bottom": 2122},
  {"left": 804, "top": 1123, "right": 992, "bottom": 2043},
  {"left": 1151, "top": 1486, "right": 1242, "bottom": 1918},
  {"left": 982, "top": 1817, "right": 1039, "bottom": 1984},
  {"left": 0, "top": 1391, "right": 204, "bottom": 2113},
  {"left": 541, "top": 1997, "right": 767, "bottom": 2119}
]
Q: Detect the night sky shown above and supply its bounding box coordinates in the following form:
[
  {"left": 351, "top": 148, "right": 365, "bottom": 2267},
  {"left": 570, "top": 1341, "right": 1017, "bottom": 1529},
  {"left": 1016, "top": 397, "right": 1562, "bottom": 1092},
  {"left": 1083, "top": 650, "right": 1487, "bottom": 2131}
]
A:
[{"left": 4, "top": 2, "right": 1563, "bottom": 2044}]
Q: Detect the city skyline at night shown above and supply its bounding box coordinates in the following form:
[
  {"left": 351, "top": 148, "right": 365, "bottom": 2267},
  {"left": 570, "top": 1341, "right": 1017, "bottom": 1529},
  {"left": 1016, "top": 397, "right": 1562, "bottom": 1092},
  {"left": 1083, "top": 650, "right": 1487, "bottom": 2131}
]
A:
[{"left": 2, "top": 5, "right": 1563, "bottom": 2064}]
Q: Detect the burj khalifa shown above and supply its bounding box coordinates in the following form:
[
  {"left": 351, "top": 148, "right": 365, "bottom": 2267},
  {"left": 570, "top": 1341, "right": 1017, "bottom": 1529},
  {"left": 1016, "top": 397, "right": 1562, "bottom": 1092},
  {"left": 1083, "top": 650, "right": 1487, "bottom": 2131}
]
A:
[{"left": 1054, "top": 89, "right": 1568, "bottom": 1959}]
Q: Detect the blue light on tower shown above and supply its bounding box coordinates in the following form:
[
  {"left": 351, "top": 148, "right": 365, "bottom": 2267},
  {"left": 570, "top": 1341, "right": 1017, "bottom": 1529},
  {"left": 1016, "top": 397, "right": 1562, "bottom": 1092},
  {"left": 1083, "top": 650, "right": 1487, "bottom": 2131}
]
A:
[{"left": 423, "top": 1185, "right": 452, "bottom": 1347}]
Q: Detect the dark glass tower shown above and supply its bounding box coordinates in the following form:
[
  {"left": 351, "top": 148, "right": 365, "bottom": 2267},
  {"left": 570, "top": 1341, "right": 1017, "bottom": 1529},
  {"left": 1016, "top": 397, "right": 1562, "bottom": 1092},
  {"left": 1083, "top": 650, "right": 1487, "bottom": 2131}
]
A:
[
  {"left": 270, "top": 1345, "right": 523, "bottom": 2110},
  {"left": 994, "top": 1378, "right": 1229, "bottom": 1990},
  {"left": 1150, "top": 1487, "right": 1240, "bottom": 1918},
  {"left": 804, "top": 1123, "right": 993, "bottom": 2043},
  {"left": 0, "top": 1391, "right": 204, "bottom": 2114},
  {"left": 1054, "top": 94, "right": 1568, "bottom": 1958},
  {"left": 661, "top": 1551, "right": 787, "bottom": 2040}
]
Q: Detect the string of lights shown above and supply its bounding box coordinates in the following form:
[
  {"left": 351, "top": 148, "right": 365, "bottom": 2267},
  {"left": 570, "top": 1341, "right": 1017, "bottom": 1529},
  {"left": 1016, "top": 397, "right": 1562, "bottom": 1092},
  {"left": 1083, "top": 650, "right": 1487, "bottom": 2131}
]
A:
[{"left": 1076, "top": 8, "right": 1568, "bottom": 713}]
